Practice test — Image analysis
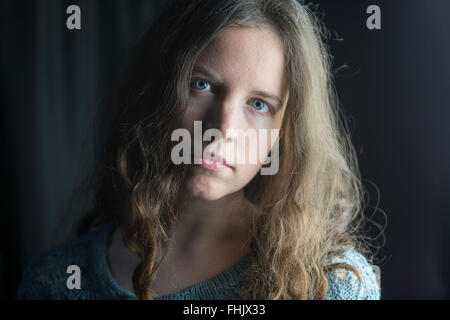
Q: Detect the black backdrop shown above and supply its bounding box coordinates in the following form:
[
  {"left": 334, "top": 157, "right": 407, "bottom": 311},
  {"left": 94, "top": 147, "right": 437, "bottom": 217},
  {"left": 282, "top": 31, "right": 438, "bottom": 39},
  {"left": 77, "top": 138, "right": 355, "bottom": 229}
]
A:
[{"left": 1, "top": 0, "right": 449, "bottom": 299}]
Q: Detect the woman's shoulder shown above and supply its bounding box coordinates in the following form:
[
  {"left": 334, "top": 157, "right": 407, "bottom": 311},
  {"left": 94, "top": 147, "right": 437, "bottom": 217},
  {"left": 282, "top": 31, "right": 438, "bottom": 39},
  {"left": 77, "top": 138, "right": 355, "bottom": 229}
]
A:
[
  {"left": 324, "top": 248, "right": 381, "bottom": 300},
  {"left": 16, "top": 222, "right": 114, "bottom": 299}
]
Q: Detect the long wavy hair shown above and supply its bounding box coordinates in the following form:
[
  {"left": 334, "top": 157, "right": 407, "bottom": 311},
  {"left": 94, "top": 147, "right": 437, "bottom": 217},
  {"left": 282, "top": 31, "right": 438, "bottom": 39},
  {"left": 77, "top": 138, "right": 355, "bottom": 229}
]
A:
[{"left": 72, "top": 0, "right": 380, "bottom": 300}]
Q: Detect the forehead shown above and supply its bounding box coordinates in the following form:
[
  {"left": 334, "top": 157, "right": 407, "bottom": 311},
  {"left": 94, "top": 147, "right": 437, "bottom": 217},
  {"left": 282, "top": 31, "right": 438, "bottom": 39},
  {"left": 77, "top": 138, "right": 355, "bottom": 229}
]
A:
[{"left": 194, "top": 26, "right": 289, "bottom": 100}]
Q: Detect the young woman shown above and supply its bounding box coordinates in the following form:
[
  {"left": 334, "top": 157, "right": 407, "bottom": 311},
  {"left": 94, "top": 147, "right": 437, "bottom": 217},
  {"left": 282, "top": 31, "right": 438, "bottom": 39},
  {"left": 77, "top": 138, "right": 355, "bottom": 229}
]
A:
[{"left": 17, "top": 0, "right": 381, "bottom": 300}]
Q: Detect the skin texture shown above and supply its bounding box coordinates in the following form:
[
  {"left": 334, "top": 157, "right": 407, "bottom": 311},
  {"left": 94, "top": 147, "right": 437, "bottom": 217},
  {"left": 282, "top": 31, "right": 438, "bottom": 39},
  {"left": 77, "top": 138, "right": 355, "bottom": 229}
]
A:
[
  {"left": 181, "top": 25, "right": 289, "bottom": 201},
  {"left": 108, "top": 26, "right": 290, "bottom": 295}
]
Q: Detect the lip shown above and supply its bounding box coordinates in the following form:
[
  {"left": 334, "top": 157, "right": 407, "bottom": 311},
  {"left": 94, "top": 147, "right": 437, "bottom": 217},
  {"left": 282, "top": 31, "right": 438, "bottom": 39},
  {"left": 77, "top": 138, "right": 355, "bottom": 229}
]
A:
[{"left": 193, "top": 156, "right": 232, "bottom": 171}]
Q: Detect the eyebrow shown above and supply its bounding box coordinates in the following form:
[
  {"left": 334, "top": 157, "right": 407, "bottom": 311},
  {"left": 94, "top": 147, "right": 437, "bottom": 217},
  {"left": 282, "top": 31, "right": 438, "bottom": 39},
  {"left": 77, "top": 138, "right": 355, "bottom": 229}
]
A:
[{"left": 192, "top": 64, "right": 284, "bottom": 109}]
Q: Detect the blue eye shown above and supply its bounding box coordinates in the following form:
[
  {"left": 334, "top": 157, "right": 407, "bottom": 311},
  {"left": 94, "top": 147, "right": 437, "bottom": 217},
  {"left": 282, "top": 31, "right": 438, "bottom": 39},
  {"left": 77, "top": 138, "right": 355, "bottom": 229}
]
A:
[
  {"left": 192, "top": 79, "right": 211, "bottom": 91},
  {"left": 252, "top": 99, "right": 270, "bottom": 113}
]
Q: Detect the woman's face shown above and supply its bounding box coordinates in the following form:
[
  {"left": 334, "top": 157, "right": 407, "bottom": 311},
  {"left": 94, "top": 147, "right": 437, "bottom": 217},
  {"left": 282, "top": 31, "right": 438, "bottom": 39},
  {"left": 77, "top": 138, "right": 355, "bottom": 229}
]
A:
[{"left": 178, "top": 26, "right": 289, "bottom": 200}]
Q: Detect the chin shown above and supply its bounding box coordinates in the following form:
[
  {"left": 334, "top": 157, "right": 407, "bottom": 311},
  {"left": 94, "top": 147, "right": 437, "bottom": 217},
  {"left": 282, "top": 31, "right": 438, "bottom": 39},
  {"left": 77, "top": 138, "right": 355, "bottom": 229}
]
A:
[
  {"left": 182, "top": 172, "right": 241, "bottom": 201},
  {"left": 186, "top": 184, "right": 227, "bottom": 201}
]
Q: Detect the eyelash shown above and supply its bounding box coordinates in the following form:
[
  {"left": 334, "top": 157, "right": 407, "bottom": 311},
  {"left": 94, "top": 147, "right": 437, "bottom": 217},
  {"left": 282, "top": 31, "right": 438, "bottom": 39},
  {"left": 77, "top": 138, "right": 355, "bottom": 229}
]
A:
[{"left": 189, "top": 78, "right": 274, "bottom": 114}]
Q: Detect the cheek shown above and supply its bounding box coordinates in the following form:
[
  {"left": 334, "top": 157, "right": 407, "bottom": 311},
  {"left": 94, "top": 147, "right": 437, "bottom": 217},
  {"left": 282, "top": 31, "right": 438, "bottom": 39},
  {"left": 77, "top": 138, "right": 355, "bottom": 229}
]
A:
[
  {"left": 273, "top": 108, "right": 286, "bottom": 130},
  {"left": 242, "top": 107, "right": 272, "bottom": 128},
  {"left": 265, "top": 109, "right": 285, "bottom": 151},
  {"left": 181, "top": 95, "right": 219, "bottom": 134},
  {"left": 248, "top": 110, "right": 285, "bottom": 155},
  {"left": 250, "top": 126, "right": 280, "bottom": 162},
  {"left": 188, "top": 93, "right": 214, "bottom": 113},
  {"left": 233, "top": 163, "right": 262, "bottom": 190},
  {"left": 233, "top": 135, "right": 271, "bottom": 183}
]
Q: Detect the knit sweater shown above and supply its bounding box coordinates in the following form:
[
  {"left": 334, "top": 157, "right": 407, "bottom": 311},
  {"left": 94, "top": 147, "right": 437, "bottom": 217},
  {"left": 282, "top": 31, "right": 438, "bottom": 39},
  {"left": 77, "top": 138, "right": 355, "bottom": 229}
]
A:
[{"left": 16, "top": 222, "right": 381, "bottom": 300}]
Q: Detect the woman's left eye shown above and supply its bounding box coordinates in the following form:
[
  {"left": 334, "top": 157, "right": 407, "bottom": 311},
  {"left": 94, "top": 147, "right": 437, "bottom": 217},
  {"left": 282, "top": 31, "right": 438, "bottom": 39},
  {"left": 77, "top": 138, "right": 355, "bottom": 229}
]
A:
[
  {"left": 251, "top": 99, "right": 271, "bottom": 113},
  {"left": 191, "top": 79, "right": 211, "bottom": 91}
]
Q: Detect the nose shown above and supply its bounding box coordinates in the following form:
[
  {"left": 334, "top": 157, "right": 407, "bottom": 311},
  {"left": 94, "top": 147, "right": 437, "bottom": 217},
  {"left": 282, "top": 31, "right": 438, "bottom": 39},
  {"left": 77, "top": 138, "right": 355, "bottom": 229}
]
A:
[{"left": 203, "top": 95, "right": 242, "bottom": 143}]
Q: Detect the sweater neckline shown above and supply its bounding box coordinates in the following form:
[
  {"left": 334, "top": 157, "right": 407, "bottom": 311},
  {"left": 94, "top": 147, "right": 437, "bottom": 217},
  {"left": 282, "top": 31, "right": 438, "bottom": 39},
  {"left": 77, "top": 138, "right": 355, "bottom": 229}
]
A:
[{"left": 92, "top": 221, "right": 252, "bottom": 299}]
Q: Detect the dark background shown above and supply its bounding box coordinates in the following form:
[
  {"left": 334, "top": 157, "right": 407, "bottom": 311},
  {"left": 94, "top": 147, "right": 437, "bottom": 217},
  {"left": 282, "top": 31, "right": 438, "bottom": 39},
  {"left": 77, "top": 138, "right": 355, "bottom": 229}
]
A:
[{"left": 1, "top": 0, "right": 449, "bottom": 299}]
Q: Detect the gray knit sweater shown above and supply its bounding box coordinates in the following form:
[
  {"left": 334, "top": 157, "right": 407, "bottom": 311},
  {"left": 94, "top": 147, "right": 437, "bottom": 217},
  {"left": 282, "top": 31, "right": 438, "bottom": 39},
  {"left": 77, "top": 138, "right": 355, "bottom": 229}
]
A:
[{"left": 16, "top": 222, "right": 381, "bottom": 300}]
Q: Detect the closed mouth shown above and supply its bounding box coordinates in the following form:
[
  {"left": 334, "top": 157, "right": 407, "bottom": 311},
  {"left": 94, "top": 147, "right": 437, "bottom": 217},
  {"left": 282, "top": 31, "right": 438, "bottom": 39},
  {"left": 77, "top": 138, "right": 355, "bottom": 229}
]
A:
[{"left": 192, "top": 155, "right": 232, "bottom": 170}]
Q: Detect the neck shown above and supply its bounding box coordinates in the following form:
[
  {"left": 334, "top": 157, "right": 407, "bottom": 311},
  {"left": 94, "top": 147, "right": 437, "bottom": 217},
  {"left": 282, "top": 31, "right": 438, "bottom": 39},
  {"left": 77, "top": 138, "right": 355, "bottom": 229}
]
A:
[{"left": 166, "top": 189, "right": 255, "bottom": 258}]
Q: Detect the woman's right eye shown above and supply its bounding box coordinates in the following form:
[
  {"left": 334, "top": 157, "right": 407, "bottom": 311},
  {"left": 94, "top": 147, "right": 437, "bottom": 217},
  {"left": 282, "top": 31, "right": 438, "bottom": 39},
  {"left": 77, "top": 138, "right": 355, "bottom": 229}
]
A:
[{"left": 191, "top": 79, "right": 211, "bottom": 91}]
